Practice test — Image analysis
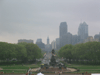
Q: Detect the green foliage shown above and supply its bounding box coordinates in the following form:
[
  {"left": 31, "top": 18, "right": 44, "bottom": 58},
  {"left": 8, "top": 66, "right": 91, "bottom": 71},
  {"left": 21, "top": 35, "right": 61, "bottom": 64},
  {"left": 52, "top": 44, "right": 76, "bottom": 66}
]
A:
[
  {"left": 58, "top": 42, "right": 100, "bottom": 65},
  {"left": 59, "top": 44, "right": 73, "bottom": 59},
  {"left": 0, "top": 42, "right": 17, "bottom": 60},
  {"left": 18, "top": 42, "right": 43, "bottom": 61},
  {"left": 0, "top": 42, "right": 43, "bottom": 63}
]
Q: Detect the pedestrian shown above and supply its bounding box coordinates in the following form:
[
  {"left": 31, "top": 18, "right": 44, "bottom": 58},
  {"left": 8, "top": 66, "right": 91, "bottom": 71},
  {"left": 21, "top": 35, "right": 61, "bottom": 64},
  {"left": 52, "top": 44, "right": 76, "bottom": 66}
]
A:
[
  {"left": 86, "top": 71, "right": 87, "bottom": 75},
  {"left": 28, "top": 67, "right": 32, "bottom": 75},
  {"left": 59, "top": 71, "right": 60, "bottom": 75},
  {"left": 82, "top": 72, "right": 84, "bottom": 75},
  {"left": 26, "top": 72, "right": 28, "bottom": 75},
  {"left": 60, "top": 71, "right": 62, "bottom": 74},
  {"left": 86, "top": 71, "right": 87, "bottom": 73}
]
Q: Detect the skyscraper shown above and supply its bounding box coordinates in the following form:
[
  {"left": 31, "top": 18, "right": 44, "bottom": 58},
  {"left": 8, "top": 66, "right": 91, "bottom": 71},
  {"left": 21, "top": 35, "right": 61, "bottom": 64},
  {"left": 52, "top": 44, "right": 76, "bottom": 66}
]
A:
[
  {"left": 67, "top": 32, "right": 72, "bottom": 44},
  {"left": 36, "top": 38, "right": 45, "bottom": 51},
  {"left": 45, "top": 37, "right": 52, "bottom": 52},
  {"left": 78, "top": 22, "right": 88, "bottom": 42},
  {"left": 59, "top": 22, "right": 67, "bottom": 38},
  {"left": 72, "top": 35, "right": 80, "bottom": 45},
  {"left": 47, "top": 37, "right": 49, "bottom": 44},
  {"left": 59, "top": 22, "right": 68, "bottom": 47},
  {"left": 36, "top": 38, "right": 42, "bottom": 43},
  {"left": 56, "top": 38, "right": 60, "bottom": 50}
]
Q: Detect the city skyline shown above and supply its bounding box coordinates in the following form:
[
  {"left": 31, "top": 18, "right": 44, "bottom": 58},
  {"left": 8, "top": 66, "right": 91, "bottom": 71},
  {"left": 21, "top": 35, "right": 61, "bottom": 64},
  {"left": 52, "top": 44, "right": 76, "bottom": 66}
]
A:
[{"left": 0, "top": 0, "right": 100, "bottom": 44}]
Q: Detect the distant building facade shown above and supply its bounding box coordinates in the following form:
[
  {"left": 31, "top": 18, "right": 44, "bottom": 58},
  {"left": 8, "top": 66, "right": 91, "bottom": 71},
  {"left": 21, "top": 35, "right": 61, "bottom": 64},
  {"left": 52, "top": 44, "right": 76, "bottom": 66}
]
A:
[
  {"left": 47, "top": 37, "right": 50, "bottom": 44},
  {"left": 51, "top": 40, "right": 56, "bottom": 50},
  {"left": 18, "top": 39, "right": 33, "bottom": 43},
  {"left": 72, "top": 35, "right": 80, "bottom": 45},
  {"left": 45, "top": 37, "right": 52, "bottom": 52},
  {"left": 94, "top": 33, "right": 100, "bottom": 42},
  {"left": 36, "top": 38, "right": 45, "bottom": 51},
  {"left": 59, "top": 22, "right": 68, "bottom": 47},
  {"left": 36, "top": 39, "right": 42, "bottom": 43},
  {"left": 59, "top": 22, "right": 67, "bottom": 38},
  {"left": 56, "top": 38, "right": 60, "bottom": 50},
  {"left": 67, "top": 32, "right": 72, "bottom": 44},
  {"left": 84, "top": 36, "right": 94, "bottom": 43},
  {"left": 84, "top": 35, "right": 100, "bottom": 43},
  {"left": 78, "top": 22, "right": 88, "bottom": 42},
  {"left": 60, "top": 32, "right": 72, "bottom": 47},
  {"left": 94, "top": 33, "right": 100, "bottom": 39}
]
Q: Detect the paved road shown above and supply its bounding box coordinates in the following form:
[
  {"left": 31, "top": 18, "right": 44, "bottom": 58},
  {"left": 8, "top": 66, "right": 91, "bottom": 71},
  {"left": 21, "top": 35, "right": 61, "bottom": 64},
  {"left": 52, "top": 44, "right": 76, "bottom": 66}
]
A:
[
  {"left": 42, "top": 53, "right": 52, "bottom": 65},
  {"left": 0, "top": 74, "right": 91, "bottom": 75},
  {"left": 0, "top": 74, "right": 26, "bottom": 75}
]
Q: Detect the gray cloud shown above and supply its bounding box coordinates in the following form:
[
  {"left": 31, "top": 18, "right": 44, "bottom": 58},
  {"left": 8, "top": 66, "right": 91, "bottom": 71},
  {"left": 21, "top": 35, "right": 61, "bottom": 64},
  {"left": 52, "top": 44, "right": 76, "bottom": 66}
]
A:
[{"left": 0, "top": 0, "right": 100, "bottom": 43}]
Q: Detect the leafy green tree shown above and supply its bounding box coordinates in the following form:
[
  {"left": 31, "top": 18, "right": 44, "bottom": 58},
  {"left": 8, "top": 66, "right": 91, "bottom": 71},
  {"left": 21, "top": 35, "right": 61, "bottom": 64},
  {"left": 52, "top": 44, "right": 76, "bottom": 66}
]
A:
[
  {"left": 0, "top": 42, "right": 42, "bottom": 63},
  {"left": 15, "top": 44, "right": 27, "bottom": 61},
  {"left": 0, "top": 42, "right": 16, "bottom": 60},
  {"left": 59, "top": 44, "right": 73, "bottom": 61},
  {"left": 18, "top": 42, "right": 43, "bottom": 62},
  {"left": 58, "top": 42, "right": 100, "bottom": 65}
]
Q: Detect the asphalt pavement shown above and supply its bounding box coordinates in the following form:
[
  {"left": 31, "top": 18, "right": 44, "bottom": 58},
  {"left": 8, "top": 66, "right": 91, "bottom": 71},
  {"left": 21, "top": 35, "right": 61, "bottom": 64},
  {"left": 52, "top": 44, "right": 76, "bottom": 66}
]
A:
[{"left": 0, "top": 74, "right": 91, "bottom": 75}]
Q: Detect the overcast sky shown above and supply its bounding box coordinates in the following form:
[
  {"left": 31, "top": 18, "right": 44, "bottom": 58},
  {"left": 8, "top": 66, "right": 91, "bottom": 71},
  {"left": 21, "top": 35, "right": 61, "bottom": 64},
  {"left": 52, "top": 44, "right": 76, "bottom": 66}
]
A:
[{"left": 0, "top": 0, "right": 100, "bottom": 44}]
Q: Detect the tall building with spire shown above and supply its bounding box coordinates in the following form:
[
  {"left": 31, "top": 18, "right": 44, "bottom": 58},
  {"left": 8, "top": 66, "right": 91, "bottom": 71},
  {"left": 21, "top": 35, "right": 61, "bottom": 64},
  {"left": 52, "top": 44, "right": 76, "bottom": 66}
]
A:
[
  {"left": 47, "top": 37, "right": 49, "bottom": 45},
  {"left": 45, "top": 37, "right": 52, "bottom": 53},
  {"left": 78, "top": 22, "right": 88, "bottom": 42}
]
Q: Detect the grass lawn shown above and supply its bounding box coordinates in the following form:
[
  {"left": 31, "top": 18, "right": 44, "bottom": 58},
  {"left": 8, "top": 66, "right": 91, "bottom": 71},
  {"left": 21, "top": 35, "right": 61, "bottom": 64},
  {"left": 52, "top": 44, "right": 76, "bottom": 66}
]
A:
[
  {"left": 67, "top": 64, "right": 100, "bottom": 73},
  {"left": 0, "top": 64, "right": 40, "bottom": 74},
  {"left": 0, "top": 64, "right": 40, "bottom": 69},
  {"left": 1, "top": 64, "right": 100, "bottom": 74}
]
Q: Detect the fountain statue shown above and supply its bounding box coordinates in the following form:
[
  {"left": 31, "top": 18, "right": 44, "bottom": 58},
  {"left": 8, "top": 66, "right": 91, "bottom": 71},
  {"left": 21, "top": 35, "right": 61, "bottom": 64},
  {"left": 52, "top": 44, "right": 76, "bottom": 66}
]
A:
[
  {"left": 49, "top": 49, "right": 56, "bottom": 66},
  {"left": 31, "top": 49, "right": 77, "bottom": 73}
]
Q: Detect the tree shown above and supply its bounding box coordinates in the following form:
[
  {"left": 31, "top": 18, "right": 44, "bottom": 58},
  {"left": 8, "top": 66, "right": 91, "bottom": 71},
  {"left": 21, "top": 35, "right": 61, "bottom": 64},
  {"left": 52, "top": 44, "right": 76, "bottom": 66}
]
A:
[
  {"left": 18, "top": 42, "right": 43, "bottom": 62},
  {"left": 58, "top": 42, "right": 100, "bottom": 65}
]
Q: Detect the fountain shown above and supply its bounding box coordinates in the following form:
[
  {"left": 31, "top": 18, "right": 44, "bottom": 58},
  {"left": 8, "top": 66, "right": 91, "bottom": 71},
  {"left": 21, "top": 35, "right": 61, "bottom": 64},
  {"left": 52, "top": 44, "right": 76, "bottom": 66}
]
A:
[{"left": 31, "top": 49, "right": 77, "bottom": 73}]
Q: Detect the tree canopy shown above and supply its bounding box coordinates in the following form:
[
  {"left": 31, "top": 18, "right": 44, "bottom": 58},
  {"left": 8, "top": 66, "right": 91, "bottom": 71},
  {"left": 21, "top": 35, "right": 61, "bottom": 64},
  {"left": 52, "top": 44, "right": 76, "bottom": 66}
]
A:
[
  {"left": 58, "top": 42, "right": 100, "bottom": 65},
  {"left": 0, "top": 42, "right": 43, "bottom": 63}
]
